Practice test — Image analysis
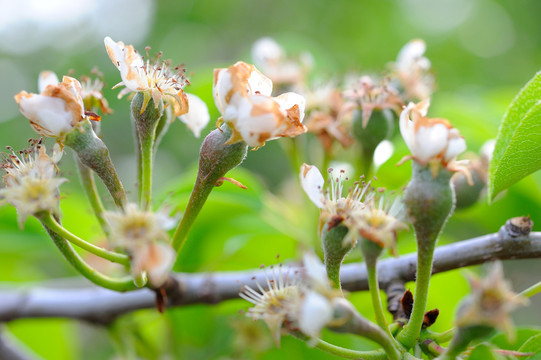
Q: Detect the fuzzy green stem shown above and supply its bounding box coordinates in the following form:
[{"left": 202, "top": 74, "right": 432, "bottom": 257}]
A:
[
  {"left": 397, "top": 162, "right": 454, "bottom": 349},
  {"left": 321, "top": 224, "right": 351, "bottom": 289},
  {"left": 397, "top": 240, "right": 436, "bottom": 349},
  {"left": 131, "top": 92, "right": 164, "bottom": 210},
  {"left": 366, "top": 257, "right": 393, "bottom": 338},
  {"left": 64, "top": 119, "right": 127, "bottom": 208},
  {"left": 39, "top": 212, "right": 130, "bottom": 266},
  {"left": 171, "top": 124, "right": 248, "bottom": 253},
  {"left": 139, "top": 133, "right": 154, "bottom": 210},
  {"left": 40, "top": 219, "right": 136, "bottom": 292},
  {"left": 74, "top": 156, "right": 110, "bottom": 236},
  {"left": 291, "top": 332, "right": 387, "bottom": 359},
  {"left": 518, "top": 280, "right": 541, "bottom": 298}
]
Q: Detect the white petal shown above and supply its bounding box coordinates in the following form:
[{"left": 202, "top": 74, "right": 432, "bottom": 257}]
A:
[
  {"left": 274, "top": 92, "right": 306, "bottom": 122},
  {"left": 247, "top": 68, "right": 273, "bottom": 96},
  {"left": 302, "top": 252, "right": 329, "bottom": 291},
  {"left": 480, "top": 139, "right": 496, "bottom": 161},
  {"left": 179, "top": 93, "right": 210, "bottom": 138},
  {"left": 399, "top": 103, "right": 416, "bottom": 153},
  {"left": 444, "top": 137, "right": 466, "bottom": 162},
  {"left": 396, "top": 39, "right": 426, "bottom": 70},
  {"left": 251, "top": 37, "right": 285, "bottom": 66},
  {"left": 415, "top": 124, "right": 449, "bottom": 161},
  {"left": 38, "top": 71, "right": 59, "bottom": 93},
  {"left": 300, "top": 164, "right": 325, "bottom": 209},
  {"left": 104, "top": 36, "right": 145, "bottom": 92},
  {"left": 213, "top": 68, "right": 233, "bottom": 114},
  {"left": 373, "top": 140, "right": 394, "bottom": 169},
  {"left": 299, "top": 291, "right": 333, "bottom": 338},
  {"left": 18, "top": 94, "right": 74, "bottom": 137}
]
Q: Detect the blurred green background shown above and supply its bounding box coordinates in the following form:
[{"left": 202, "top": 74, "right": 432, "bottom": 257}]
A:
[{"left": 1, "top": 0, "right": 541, "bottom": 358}]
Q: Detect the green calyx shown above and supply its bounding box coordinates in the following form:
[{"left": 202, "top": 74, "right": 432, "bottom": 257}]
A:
[
  {"left": 64, "top": 119, "right": 127, "bottom": 208},
  {"left": 321, "top": 223, "right": 352, "bottom": 289},
  {"left": 171, "top": 124, "right": 248, "bottom": 252}
]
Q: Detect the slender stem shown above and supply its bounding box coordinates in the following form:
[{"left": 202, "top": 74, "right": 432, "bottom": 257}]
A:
[
  {"left": 74, "top": 156, "right": 110, "bottom": 236},
  {"left": 40, "top": 220, "right": 136, "bottom": 292},
  {"left": 139, "top": 133, "right": 154, "bottom": 210},
  {"left": 427, "top": 328, "right": 455, "bottom": 344},
  {"left": 291, "top": 332, "right": 387, "bottom": 360},
  {"left": 518, "top": 280, "right": 541, "bottom": 298},
  {"left": 171, "top": 178, "right": 213, "bottom": 252},
  {"left": 397, "top": 240, "right": 436, "bottom": 348},
  {"left": 366, "top": 258, "right": 393, "bottom": 339},
  {"left": 39, "top": 212, "right": 130, "bottom": 266}
]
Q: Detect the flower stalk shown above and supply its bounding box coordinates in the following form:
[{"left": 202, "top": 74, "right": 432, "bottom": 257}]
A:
[
  {"left": 64, "top": 119, "right": 127, "bottom": 208},
  {"left": 171, "top": 124, "right": 248, "bottom": 252},
  {"left": 74, "top": 156, "right": 110, "bottom": 236},
  {"left": 397, "top": 162, "right": 455, "bottom": 349},
  {"left": 131, "top": 92, "right": 164, "bottom": 210},
  {"left": 39, "top": 211, "right": 129, "bottom": 266},
  {"left": 40, "top": 218, "right": 136, "bottom": 292}
]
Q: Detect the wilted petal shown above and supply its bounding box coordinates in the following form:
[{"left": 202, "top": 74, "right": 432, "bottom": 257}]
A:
[
  {"left": 274, "top": 92, "right": 306, "bottom": 123},
  {"left": 104, "top": 36, "right": 146, "bottom": 92},
  {"left": 15, "top": 92, "right": 74, "bottom": 137},
  {"left": 300, "top": 164, "right": 325, "bottom": 209},
  {"left": 38, "top": 71, "right": 59, "bottom": 93},
  {"left": 179, "top": 93, "right": 210, "bottom": 137}
]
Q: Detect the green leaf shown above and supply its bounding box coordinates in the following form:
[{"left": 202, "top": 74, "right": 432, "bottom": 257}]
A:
[
  {"left": 467, "top": 343, "right": 503, "bottom": 360},
  {"left": 488, "top": 71, "right": 541, "bottom": 201},
  {"left": 519, "top": 333, "right": 541, "bottom": 359}
]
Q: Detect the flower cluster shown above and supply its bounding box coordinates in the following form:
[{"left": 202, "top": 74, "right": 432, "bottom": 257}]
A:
[
  {"left": 213, "top": 61, "right": 307, "bottom": 147},
  {"left": 0, "top": 140, "right": 65, "bottom": 227}
]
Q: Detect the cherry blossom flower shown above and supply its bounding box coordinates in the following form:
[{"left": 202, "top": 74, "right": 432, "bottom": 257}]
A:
[
  {"left": 214, "top": 61, "right": 306, "bottom": 147},
  {"left": 0, "top": 139, "right": 65, "bottom": 227}
]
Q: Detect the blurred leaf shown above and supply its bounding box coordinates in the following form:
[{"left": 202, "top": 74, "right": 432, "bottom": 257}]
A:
[
  {"left": 488, "top": 71, "right": 541, "bottom": 201},
  {"left": 490, "top": 327, "right": 541, "bottom": 350},
  {"left": 467, "top": 343, "right": 504, "bottom": 360},
  {"left": 519, "top": 333, "right": 541, "bottom": 359}
]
